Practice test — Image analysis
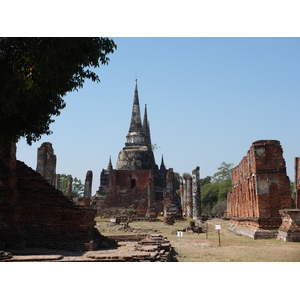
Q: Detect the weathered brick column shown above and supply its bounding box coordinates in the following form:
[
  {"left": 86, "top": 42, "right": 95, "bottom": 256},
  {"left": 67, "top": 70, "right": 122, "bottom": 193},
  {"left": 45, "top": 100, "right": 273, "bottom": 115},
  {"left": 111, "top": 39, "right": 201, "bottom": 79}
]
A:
[
  {"left": 36, "top": 142, "right": 56, "bottom": 186},
  {"left": 182, "top": 178, "right": 187, "bottom": 216},
  {"left": 83, "top": 170, "right": 93, "bottom": 199},
  {"left": 192, "top": 166, "right": 201, "bottom": 220},
  {"left": 186, "top": 177, "right": 193, "bottom": 218},
  {"left": 294, "top": 157, "right": 300, "bottom": 209},
  {"left": 180, "top": 181, "right": 184, "bottom": 214}
]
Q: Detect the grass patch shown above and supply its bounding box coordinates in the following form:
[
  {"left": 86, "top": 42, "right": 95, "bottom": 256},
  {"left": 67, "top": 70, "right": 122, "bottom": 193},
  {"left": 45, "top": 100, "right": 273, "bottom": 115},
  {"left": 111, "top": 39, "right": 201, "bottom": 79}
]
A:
[{"left": 95, "top": 218, "right": 300, "bottom": 262}]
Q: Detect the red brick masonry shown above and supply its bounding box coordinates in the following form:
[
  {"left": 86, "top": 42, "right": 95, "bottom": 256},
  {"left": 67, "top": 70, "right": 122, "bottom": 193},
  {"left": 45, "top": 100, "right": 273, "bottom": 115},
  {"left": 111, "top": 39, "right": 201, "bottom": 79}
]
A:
[
  {"left": 227, "top": 140, "right": 293, "bottom": 230},
  {"left": 0, "top": 145, "right": 114, "bottom": 251}
]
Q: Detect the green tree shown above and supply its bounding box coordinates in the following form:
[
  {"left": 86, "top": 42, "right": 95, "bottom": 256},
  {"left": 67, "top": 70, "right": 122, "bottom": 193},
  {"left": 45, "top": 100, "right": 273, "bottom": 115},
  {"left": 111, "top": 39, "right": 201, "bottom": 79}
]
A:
[
  {"left": 218, "top": 177, "right": 232, "bottom": 202},
  {"left": 211, "top": 200, "right": 227, "bottom": 217},
  {"left": 290, "top": 181, "right": 295, "bottom": 201},
  {"left": 60, "top": 174, "right": 84, "bottom": 198},
  {"left": 200, "top": 176, "right": 211, "bottom": 186},
  {"left": 201, "top": 162, "right": 233, "bottom": 215},
  {"left": 201, "top": 182, "right": 220, "bottom": 214},
  {"left": 182, "top": 172, "right": 192, "bottom": 178},
  {"left": 212, "top": 162, "right": 234, "bottom": 183},
  {"left": 0, "top": 37, "right": 116, "bottom": 147}
]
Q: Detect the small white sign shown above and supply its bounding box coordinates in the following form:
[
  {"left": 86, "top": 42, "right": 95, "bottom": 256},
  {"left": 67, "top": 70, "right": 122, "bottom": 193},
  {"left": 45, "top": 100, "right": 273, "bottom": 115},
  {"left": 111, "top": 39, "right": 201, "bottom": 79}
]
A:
[
  {"left": 177, "top": 231, "right": 183, "bottom": 237},
  {"left": 110, "top": 218, "right": 116, "bottom": 223},
  {"left": 215, "top": 225, "right": 221, "bottom": 230},
  {"left": 196, "top": 220, "right": 201, "bottom": 224}
]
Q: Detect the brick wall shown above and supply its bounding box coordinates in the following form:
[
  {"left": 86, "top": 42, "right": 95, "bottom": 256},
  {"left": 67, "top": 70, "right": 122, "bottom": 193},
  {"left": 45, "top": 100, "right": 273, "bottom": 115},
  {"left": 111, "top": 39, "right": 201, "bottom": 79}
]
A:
[
  {"left": 227, "top": 140, "right": 293, "bottom": 229},
  {"left": 0, "top": 146, "right": 107, "bottom": 251}
]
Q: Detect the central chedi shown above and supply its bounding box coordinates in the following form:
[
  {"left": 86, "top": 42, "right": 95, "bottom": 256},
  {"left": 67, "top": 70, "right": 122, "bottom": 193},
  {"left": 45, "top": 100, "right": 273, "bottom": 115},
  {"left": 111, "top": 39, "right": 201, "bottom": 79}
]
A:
[
  {"left": 116, "top": 79, "right": 156, "bottom": 170},
  {"left": 93, "top": 79, "right": 182, "bottom": 218}
]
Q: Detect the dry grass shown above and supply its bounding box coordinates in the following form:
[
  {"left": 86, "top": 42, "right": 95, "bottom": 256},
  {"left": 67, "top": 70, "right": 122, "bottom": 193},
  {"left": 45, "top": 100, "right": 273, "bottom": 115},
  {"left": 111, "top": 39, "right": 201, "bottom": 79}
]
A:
[{"left": 95, "top": 217, "right": 300, "bottom": 262}]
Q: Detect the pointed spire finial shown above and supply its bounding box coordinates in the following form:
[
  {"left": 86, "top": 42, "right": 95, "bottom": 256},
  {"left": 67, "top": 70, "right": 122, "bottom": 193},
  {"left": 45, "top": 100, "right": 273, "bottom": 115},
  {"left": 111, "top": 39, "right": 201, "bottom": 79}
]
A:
[
  {"left": 143, "top": 102, "right": 152, "bottom": 147},
  {"left": 107, "top": 155, "right": 113, "bottom": 172},
  {"left": 160, "top": 154, "right": 166, "bottom": 172},
  {"left": 126, "top": 79, "right": 145, "bottom": 146}
]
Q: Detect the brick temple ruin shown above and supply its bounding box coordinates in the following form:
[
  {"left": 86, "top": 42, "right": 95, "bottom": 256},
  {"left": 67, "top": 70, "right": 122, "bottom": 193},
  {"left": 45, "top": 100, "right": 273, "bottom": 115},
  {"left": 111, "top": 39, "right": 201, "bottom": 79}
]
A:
[
  {"left": 227, "top": 140, "right": 300, "bottom": 241},
  {"left": 0, "top": 144, "right": 116, "bottom": 251},
  {"left": 92, "top": 80, "right": 184, "bottom": 219}
]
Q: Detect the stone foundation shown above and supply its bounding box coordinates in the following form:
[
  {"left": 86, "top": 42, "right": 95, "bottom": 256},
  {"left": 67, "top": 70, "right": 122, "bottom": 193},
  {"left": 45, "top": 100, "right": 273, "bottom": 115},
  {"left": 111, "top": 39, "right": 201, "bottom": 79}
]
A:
[{"left": 227, "top": 224, "right": 278, "bottom": 239}]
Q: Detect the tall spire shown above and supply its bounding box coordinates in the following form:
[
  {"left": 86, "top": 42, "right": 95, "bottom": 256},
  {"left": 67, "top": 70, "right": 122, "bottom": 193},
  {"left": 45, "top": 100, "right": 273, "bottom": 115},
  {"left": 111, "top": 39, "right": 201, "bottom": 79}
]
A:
[
  {"left": 116, "top": 79, "right": 157, "bottom": 170},
  {"left": 126, "top": 79, "right": 145, "bottom": 146},
  {"left": 128, "top": 79, "right": 143, "bottom": 133},
  {"left": 142, "top": 103, "right": 152, "bottom": 147}
]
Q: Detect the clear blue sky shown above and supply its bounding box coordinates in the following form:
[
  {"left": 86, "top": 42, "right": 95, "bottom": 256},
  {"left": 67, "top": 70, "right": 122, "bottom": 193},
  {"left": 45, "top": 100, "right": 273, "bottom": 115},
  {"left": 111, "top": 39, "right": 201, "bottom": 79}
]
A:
[{"left": 16, "top": 37, "right": 300, "bottom": 194}]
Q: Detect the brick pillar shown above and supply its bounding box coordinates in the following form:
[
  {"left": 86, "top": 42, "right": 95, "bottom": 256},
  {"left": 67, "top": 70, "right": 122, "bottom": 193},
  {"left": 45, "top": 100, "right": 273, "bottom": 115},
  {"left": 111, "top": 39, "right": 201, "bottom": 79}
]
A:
[
  {"left": 186, "top": 177, "right": 193, "bottom": 218},
  {"left": 83, "top": 170, "right": 93, "bottom": 199},
  {"left": 192, "top": 166, "right": 201, "bottom": 220},
  {"left": 180, "top": 181, "right": 184, "bottom": 213},
  {"left": 36, "top": 142, "right": 56, "bottom": 186},
  {"left": 183, "top": 178, "right": 187, "bottom": 216}
]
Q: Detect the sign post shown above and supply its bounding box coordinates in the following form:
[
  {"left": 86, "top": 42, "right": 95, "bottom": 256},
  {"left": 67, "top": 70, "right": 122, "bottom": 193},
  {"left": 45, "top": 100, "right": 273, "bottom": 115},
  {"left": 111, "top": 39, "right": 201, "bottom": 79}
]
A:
[
  {"left": 215, "top": 225, "right": 221, "bottom": 247},
  {"left": 196, "top": 219, "right": 201, "bottom": 235},
  {"left": 206, "top": 222, "right": 208, "bottom": 239},
  {"left": 177, "top": 231, "right": 183, "bottom": 256}
]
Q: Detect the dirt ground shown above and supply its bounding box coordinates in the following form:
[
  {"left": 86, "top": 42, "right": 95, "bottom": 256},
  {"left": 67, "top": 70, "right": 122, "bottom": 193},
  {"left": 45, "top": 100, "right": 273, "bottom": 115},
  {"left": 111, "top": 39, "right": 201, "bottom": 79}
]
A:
[
  {"left": 3, "top": 218, "right": 300, "bottom": 262},
  {"left": 96, "top": 217, "right": 300, "bottom": 262}
]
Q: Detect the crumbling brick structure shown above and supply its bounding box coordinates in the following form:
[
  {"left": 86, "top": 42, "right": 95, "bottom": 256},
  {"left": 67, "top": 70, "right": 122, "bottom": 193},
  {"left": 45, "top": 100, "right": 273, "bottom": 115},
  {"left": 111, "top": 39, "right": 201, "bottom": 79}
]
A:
[
  {"left": 95, "top": 169, "right": 157, "bottom": 217},
  {"left": 0, "top": 144, "right": 114, "bottom": 251},
  {"left": 163, "top": 168, "right": 182, "bottom": 218},
  {"left": 227, "top": 140, "right": 293, "bottom": 239}
]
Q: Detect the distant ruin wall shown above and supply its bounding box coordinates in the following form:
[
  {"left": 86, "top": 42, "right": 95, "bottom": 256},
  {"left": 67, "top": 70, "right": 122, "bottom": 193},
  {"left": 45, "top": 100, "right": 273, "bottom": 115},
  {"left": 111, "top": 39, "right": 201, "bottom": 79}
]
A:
[
  {"left": 95, "top": 169, "right": 157, "bottom": 217},
  {"left": 227, "top": 140, "right": 293, "bottom": 231}
]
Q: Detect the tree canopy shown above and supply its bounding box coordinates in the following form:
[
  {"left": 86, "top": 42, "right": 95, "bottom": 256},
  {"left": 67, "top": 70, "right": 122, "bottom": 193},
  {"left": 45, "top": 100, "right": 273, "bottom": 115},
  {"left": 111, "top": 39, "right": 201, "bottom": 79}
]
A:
[
  {"left": 0, "top": 37, "right": 116, "bottom": 147},
  {"left": 211, "top": 162, "right": 234, "bottom": 183},
  {"left": 201, "top": 162, "right": 234, "bottom": 215},
  {"left": 59, "top": 174, "right": 84, "bottom": 198}
]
